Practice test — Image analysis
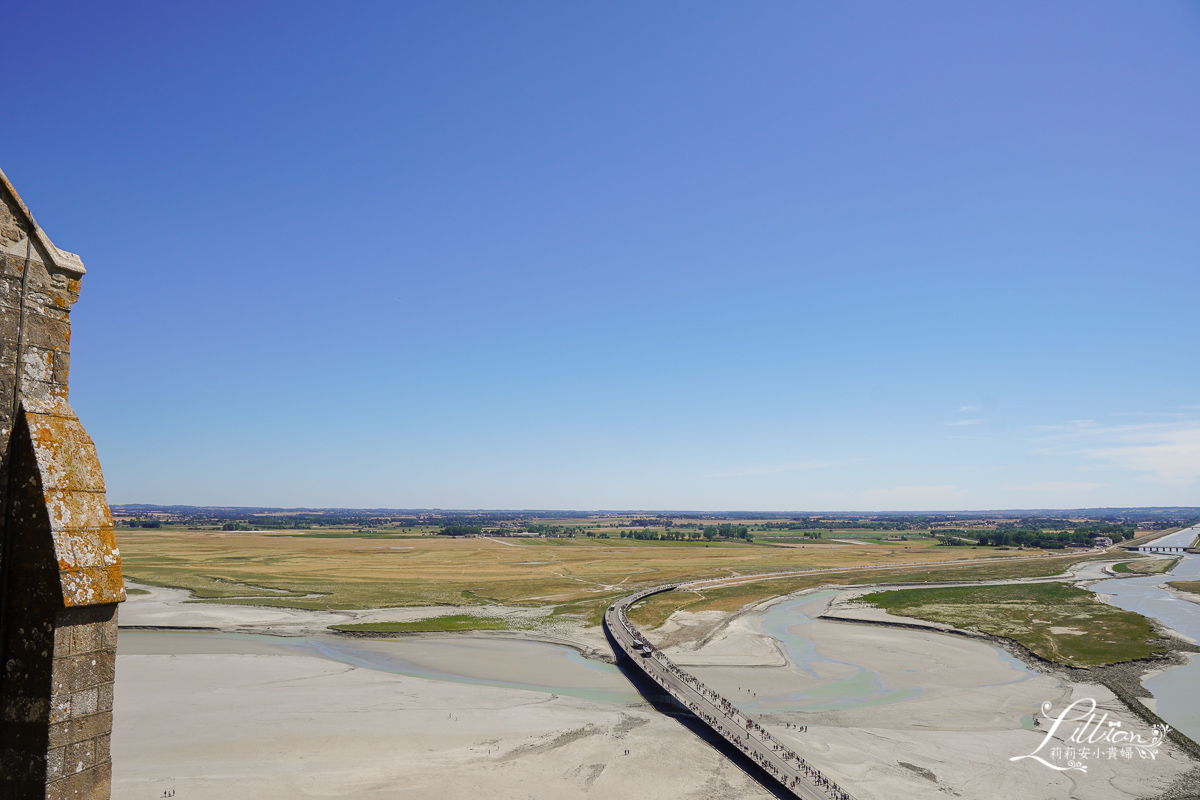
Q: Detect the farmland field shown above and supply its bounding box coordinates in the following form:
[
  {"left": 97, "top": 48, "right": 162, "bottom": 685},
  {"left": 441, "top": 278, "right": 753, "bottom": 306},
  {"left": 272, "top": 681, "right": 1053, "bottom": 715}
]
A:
[{"left": 118, "top": 527, "right": 1111, "bottom": 624}]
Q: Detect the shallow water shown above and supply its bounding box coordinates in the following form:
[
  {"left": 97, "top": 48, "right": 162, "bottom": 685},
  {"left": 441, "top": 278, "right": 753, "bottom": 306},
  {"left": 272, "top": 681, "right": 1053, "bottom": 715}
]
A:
[
  {"left": 119, "top": 630, "right": 642, "bottom": 705},
  {"left": 744, "top": 590, "right": 1034, "bottom": 714},
  {"left": 1089, "top": 525, "right": 1200, "bottom": 743}
]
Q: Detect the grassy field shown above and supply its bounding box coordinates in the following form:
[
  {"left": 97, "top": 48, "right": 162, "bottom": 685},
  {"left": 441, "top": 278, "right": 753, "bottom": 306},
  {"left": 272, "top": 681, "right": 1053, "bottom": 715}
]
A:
[
  {"left": 862, "top": 582, "right": 1166, "bottom": 666},
  {"left": 330, "top": 615, "right": 511, "bottom": 633},
  {"left": 623, "top": 553, "right": 1114, "bottom": 629},
  {"left": 1112, "top": 557, "right": 1180, "bottom": 575},
  {"left": 117, "top": 527, "right": 1102, "bottom": 624},
  {"left": 1168, "top": 581, "right": 1200, "bottom": 597}
]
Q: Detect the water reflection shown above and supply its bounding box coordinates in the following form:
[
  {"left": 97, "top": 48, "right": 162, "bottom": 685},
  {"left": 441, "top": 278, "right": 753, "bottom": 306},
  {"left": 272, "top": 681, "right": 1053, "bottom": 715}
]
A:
[
  {"left": 120, "top": 630, "right": 642, "bottom": 705},
  {"left": 1089, "top": 526, "right": 1200, "bottom": 742},
  {"left": 749, "top": 591, "right": 1030, "bottom": 714}
]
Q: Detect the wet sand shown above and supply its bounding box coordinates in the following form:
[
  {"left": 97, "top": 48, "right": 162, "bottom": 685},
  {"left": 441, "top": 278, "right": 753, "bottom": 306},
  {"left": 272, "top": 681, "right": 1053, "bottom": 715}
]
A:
[
  {"left": 657, "top": 590, "right": 1197, "bottom": 800},
  {"left": 112, "top": 647, "right": 768, "bottom": 800},
  {"left": 119, "top": 630, "right": 639, "bottom": 702},
  {"left": 114, "top": 582, "right": 1198, "bottom": 799},
  {"left": 114, "top": 585, "right": 774, "bottom": 799}
]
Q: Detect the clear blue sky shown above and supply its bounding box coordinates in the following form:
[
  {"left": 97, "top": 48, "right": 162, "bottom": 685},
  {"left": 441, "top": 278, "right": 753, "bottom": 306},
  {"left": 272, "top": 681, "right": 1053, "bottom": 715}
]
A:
[{"left": 4, "top": 2, "right": 1198, "bottom": 511}]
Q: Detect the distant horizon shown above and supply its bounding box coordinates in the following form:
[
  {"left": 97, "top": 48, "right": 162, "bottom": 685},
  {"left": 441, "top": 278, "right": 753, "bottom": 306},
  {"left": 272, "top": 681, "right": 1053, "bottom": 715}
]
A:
[{"left": 111, "top": 503, "right": 1200, "bottom": 516}]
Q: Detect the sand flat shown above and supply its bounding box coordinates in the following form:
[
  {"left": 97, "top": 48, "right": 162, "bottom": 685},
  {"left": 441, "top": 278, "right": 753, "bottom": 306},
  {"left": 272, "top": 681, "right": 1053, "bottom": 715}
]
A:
[
  {"left": 112, "top": 648, "right": 770, "bottom": 800},
  {"left": 113, "top": 582, "right": 1199, "bottom": 799},
  {"left": 664, "top": 590, "right": 1196, "bottom": 799}
]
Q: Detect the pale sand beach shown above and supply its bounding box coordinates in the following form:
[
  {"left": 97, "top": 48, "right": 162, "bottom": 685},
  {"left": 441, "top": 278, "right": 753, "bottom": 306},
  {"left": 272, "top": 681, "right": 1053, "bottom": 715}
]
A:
[
  {"left": 112, "top": 648, "right": 767, "bottom": 800},
  {"left": 113, "top": 583, "right": 1198, "bottom": 800},
  {"left": 121, "top": 583, "right": 612, "bottom": 655},
  {"left": 114, "top": 586, "right": 767, "bottom": 800}
]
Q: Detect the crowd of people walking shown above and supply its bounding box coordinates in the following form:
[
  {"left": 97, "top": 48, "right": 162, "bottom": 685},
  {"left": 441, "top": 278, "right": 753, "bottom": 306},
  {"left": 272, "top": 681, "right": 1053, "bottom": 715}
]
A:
[{"left": 611, "top": 590, "right": 855, "bottom": 800}]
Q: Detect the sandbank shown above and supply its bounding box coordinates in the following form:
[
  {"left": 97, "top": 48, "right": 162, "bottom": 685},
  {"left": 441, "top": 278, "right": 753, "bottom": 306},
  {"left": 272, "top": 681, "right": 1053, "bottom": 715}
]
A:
[
  {"left": 114, "top": 576, "right": 1200, "bottom": 799},
  {"left": 112, "top": 646, "right": 769, "bottom": 800},
  {"left": 655, "top": 589, "right": 1197, "bottom": 800}
]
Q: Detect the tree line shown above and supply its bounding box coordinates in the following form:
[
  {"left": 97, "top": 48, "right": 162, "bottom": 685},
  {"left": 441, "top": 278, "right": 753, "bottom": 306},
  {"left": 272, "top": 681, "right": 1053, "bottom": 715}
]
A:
[{"left": 937, "top": 527, "right": 1136, "bottom": 548}]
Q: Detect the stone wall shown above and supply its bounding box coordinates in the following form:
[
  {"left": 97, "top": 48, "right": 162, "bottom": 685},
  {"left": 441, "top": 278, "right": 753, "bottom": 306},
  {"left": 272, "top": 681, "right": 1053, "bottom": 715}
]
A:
[{"left": 0, "top": 169, "right": 122, "bottom": 800}]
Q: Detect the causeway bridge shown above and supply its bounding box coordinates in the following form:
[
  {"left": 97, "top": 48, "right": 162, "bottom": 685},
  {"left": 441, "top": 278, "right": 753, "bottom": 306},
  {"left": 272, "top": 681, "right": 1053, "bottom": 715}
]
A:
[
  {"left": 1130, "top": 523, "right": 1200, "bottom": 555},
  {"left": 601, "top": 537, "right": 1198, "bottom": 798},
  {"left": 605, "top": 585, "right": 856, "bottom": 800}
]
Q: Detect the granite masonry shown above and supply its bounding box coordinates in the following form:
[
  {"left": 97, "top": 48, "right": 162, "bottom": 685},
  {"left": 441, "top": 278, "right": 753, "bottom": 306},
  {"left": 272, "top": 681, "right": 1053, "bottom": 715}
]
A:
[{"left": 0, "top": 168, "right": 122, "bottom": 800}]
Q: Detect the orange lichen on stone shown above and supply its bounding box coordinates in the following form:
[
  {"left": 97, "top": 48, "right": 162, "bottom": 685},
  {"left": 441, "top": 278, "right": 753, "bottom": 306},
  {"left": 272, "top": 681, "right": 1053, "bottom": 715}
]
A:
[
  {"left": 21, "top": 401, "right": 123, "bottom": 607},
  {"left": 25, "top": 413, "right": 107, "bottom": 494},
  {"left": 1, "top": 165, "right": 118, "bottom": 800}
]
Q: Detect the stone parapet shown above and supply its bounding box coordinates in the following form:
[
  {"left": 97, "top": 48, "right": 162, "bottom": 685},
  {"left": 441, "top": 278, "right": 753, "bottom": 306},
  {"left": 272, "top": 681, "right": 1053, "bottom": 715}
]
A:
[{"left": 0, "top": 167, "right": 120, "bottom": 800}]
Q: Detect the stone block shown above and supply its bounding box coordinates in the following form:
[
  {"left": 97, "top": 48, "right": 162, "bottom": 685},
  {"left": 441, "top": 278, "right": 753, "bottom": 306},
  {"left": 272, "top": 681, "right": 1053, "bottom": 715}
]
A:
[
  {"left": 53, "top": 350, "right": 69, "bottom": 384},
  {"left": 51, "top": 653, "right": 104, "bottom": 694},
  {"left": 53, "top": 623, "right": 73, "bottom": 655},
  {"left": 23, "top": 312, "right": 70, "bottom": 351},
  {"left": 48, "top": 711, "right": 112, "bottom": 748},
  {"left": 70, "top": 687, "right": 98, "bottom": 717},
  {"left": 49, "top": 692, "right": 71, "bottom": 724},
  {"left": 0, "top": 339, "right": 17, "bottom": 370},
  {"left": 59, "top": 566, "right": 125, "bottom": 607},
  {"left": 100, "top": 610, "right": 117, "bottom": 649},
  {"left": 52, "top": 651, "right": 113, "bottom": 692},
  {"left": 96, "top": 683, "right": 112, "bottom": 713},
  {"left": 21, "top": 345, "right": 55, "bottom": 383},
  {"left": 93, "top": 651, "right": 115, "bottom": 685},
  {"left": 69, "top": 623, "right": 102, "bottom": 656},
  {"left": 46, "top": 764, "right": 110, "bottom": 800},
  {"left": 44, "top": 490, "right": 113, "bottom": 534},
  {"left": 65, "top": 738, "right": 96, "bottom": 773},
  {"left": 46, "top": 745, "right": 65, "bottom": 779},
  {"left": 26, "top": 290, "right": 74, "bottom": 321},
  {"left": 20, "top": 379, "right": 69, "bottom": 407},
  {"left": 0, "top": 272, "right": 23, "bottom": 306},
  {"left": 53, "top": 527, "right": 120, "bottom": 571},
  {"left": 24, "top": 412, "right": 107, "bottom": 492}
]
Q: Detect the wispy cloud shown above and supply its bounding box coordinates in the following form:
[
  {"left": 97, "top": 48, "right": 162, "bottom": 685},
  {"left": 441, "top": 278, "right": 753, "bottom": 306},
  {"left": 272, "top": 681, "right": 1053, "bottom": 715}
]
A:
[
  {"left": 957, "top": 405, "right": 981, "bottom": 412},
  {"left": 706, "top": 461, "right": 832, "bottom": 479},
  {"left": 947, "top": 418, "right": 990, "bottom": 427},
  {"left": 1036, "top": 411, "right": 1200, "bottom": 485},
  {"left": 1109, "top": 410, "right": 1190, "bottom": 419}
]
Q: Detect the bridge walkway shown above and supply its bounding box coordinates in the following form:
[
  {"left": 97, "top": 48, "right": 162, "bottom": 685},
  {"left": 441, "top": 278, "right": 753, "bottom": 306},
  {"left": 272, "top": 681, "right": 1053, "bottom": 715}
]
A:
[{"left": 606, "top": 586, "right": 856, "bottom": 800}]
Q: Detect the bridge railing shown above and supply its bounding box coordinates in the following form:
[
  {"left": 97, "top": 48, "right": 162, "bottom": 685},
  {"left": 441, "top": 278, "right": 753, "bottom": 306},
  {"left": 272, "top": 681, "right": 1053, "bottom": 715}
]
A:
[{"left": 609, "top": 586, "right": 857, "bottom": 800}]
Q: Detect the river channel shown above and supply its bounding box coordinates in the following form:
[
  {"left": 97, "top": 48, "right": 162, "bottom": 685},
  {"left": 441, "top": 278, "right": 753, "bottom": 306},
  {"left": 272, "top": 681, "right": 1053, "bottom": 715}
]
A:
[
  {"left": 118, "top": 630, "right": 642, "bottom": 704},
  {"left": 724, "top": 526, "right": 1200, "bottom": 735},
  {"left": 1089, "top": 524, "right": 1200, "bottom": 743},
  {"left": 727, "top": 588, "right": 1038, "bottom": 716}
]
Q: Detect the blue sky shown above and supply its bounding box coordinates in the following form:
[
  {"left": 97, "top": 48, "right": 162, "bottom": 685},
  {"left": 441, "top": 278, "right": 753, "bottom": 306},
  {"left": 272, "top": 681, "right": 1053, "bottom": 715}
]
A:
[{"left": 4, "top": 2, "right": 1198, "bottom": 511}]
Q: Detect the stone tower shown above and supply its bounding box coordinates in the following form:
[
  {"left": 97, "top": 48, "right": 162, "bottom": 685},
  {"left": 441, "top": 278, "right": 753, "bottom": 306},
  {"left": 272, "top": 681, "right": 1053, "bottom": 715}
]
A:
[{"left": 0, "top": 168, "right": 123, "bottom": 799}]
